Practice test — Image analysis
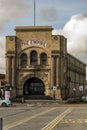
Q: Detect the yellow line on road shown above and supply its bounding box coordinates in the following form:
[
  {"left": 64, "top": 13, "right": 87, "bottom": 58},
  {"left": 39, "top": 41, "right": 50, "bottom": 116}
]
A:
[
  {"left": 3, "top": 107, "right": 56, "bottom": 130},
  {"left": 61, "top": 118, "right": 87, "bottom": 124},
  {"left": 41, "top": 107, "right": 73, "bottom": 130}
]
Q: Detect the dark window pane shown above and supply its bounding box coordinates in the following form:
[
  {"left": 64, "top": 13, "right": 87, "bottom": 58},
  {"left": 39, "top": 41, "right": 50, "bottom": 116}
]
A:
[
  {"left": 21, "top": 53, "right": 27, "bottom": 67},
  {"left": 30, "top": 51, "right": 37, "bottom": 65},
  {"left": 40, "top": 53, "right": 47, "bottom": 65}
]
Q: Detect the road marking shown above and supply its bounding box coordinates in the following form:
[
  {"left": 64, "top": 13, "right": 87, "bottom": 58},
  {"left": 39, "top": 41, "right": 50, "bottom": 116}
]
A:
[
  {"left": 61, "top": 118, "right": 87, "bottom": 124},
  {"left": 3, "top": 107, "right": 56, "bottom": 130},
  {"left": 41, "top": 107, "right": 73, "bottom": 130}
]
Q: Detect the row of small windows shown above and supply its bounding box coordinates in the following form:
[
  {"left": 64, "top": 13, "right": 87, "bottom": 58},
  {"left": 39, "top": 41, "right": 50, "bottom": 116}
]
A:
[{"left": 20, "top": 51, "right": 47, "bottom": 67}]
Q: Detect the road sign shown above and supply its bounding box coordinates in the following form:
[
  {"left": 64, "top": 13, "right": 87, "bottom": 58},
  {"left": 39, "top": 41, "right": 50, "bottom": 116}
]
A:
[
  {"left": 79, "top": 86, "right": 83, "bottom": 91},
  {"left": 5, "top": 83, "right": 10, "bottom": 86},
  {"left": 53, "top": 86, "right": 56, "bottom": 91}
]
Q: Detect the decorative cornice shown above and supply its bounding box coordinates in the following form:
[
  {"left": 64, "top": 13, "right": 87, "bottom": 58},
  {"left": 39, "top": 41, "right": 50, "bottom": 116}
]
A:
[
  {"left": 15, "top": 26, "right": 53, "bottom": 32},
  {"left": 6, "top": 51, "right": 15, "bottom": 57}
]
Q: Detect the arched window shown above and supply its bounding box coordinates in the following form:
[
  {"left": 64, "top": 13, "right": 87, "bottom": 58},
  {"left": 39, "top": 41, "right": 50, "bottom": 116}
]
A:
[
  {"left": 30, "top": 51, "right": 37, "bottom": 65},
  {"left": 21, "top": 53, "right": 27, "bottom": 67},
  {"left": 40, "top": 53, "right": 47, "bottom": 65}
]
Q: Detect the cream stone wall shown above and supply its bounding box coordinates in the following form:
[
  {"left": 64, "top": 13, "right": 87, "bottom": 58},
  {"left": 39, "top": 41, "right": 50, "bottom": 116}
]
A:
[
  {"left": 67, "top": 53, "right": 86, "bottom": 98},
  {"left": 5, "top": 26, "right": 86, "bottom": 100}
]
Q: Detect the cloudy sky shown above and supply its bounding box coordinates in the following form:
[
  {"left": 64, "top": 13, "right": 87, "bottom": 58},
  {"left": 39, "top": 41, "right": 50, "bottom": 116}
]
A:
[{"left": 0, "top": 0, "right": 87, "bottom": 78}]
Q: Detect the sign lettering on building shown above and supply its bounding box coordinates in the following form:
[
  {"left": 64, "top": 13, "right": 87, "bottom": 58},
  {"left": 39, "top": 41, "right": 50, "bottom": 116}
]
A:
[{"left": 21, "top": 39, "right": 47, "bottom": 48}]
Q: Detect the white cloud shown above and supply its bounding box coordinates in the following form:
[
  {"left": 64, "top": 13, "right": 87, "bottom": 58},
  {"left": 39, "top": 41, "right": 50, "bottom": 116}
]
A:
[
  {"left": 63, "top": 14, "right": 87, "bottom": 67},
  {"left": 53, "top": 14, "right": 87, "bottom": 79}
]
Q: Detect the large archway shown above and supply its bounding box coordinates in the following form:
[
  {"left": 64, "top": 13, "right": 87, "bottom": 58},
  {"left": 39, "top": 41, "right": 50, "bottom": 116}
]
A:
[{"left": 23, "top": 77, "right": 45, "bottom": 96}]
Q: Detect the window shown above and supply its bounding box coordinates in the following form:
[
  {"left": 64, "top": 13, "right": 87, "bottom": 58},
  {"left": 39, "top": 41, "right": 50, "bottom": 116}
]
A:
[
  {"left": 30, "top": 51, "right": 37, "bottom": 65},
  {"left": 40, "top": 53, "right": 47, "bottom": 65},
  {"left": 21, "top": 53, "right": 27, "bottom": 67}
]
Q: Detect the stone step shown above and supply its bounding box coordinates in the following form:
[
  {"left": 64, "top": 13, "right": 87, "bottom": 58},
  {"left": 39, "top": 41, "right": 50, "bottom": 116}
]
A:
[{"left": 24, "top": 95, "right": 53, "bottom": 100}]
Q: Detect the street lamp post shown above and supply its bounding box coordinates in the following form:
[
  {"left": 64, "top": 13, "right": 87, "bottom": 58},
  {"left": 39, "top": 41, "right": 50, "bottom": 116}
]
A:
[
  {"left": 53, "top": 86, "right": 56, "bottom": 100},
  {"left": 73, "top": 87, "right": 76, "bottom": 98}
]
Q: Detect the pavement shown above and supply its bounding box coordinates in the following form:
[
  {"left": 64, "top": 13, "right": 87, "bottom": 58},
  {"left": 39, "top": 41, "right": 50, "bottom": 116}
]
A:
[
  {"left": 12, "top": 100, "right": 87, "bottom": 107},
  {"left": 12, "top": 100, "right": 63, "bottom": 107}
]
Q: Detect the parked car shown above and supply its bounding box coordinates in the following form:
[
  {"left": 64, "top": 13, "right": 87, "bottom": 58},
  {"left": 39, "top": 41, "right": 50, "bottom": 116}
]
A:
[
  {"left": 81, "top": 94, "right": 87, "bottom": 102},
  {"left": 0, "top": 98, "right": 11, "bottom": 107}
]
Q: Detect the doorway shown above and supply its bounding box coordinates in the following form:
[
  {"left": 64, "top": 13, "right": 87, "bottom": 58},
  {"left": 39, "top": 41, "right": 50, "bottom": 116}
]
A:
[{"left": 23, "top": 77, "right": 45, "bottom": 96}]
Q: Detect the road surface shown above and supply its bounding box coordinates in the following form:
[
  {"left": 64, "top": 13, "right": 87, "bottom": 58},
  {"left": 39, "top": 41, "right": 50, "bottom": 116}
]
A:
[{"left": 0, "top": 104, "right": 87, "bottom": 130}]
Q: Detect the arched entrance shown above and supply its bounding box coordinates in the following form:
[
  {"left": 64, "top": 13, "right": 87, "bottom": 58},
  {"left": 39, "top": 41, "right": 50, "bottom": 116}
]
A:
[{"left": 23, "top": 77, "right": 45, "bottom": 96}]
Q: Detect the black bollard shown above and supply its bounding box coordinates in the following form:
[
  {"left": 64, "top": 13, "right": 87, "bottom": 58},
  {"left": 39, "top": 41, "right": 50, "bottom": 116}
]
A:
[{"left": 0, "top": 118, "right": 3, "bottom": 130}]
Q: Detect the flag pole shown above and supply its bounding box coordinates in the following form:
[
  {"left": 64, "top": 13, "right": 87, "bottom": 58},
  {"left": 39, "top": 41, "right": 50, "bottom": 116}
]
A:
[{"left": 34, "top": 0, "right": 36, "bottom": 26}]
